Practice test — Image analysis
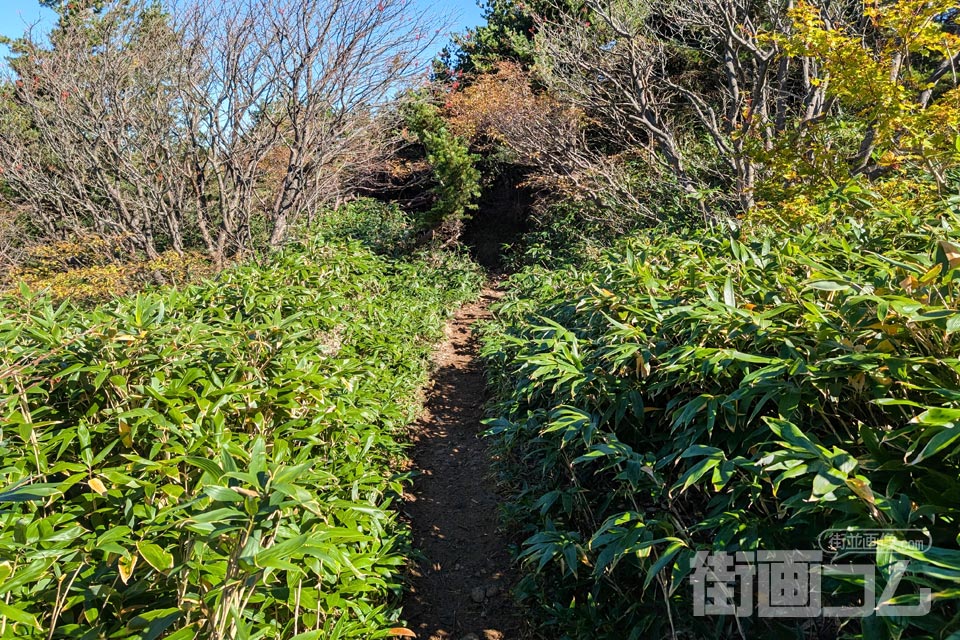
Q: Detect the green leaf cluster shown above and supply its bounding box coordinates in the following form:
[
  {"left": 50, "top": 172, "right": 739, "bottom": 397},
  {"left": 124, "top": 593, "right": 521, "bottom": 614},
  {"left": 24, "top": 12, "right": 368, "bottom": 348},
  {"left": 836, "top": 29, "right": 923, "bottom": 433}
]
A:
[
  {"left": 482, "top": 205, "right": 960, "bottom": 638},
  {"left": 403, "top": 98, "right": 481, "bottom": 233},
  {"left": 0, "top": 238, "right": 481, "bottom": 638}
]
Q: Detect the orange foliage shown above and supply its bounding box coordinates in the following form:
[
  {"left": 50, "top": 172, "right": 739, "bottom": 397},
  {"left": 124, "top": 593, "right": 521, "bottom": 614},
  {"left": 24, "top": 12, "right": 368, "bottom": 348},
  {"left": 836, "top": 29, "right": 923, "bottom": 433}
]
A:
[
  {"left": 444, "top": 63, "right": 643, "bottom": 213},
  {"left": 444, "top": 62, "right": 576, "bottom": 150}
]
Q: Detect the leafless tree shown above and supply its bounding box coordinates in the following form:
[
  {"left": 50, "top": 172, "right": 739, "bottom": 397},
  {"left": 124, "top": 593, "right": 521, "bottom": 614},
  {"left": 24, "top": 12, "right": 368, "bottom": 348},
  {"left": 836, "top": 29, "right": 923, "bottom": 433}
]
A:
[
  {"left": 0, "top": 6, "right": 191, "bottom": 258},
  {"left": 0, "top": 0, "right": 442, "bottom": 264},
  {"left": 533, "top": 0, "right": 960, "bottom": 216},
  {"left": 0, "top": 206, "right": 27, "bottom": 282},
  {"left": 652, "top": 0, "right": 813, "bottom": 211},
  {"left": 534, "top": 2, "right": 703, "bottom": 206},
  {"left": 173, "top": 0, "right": 441, "bottom": 255},
  {"left": 531, "top": 0, "right": 824, "bottom": 216}
]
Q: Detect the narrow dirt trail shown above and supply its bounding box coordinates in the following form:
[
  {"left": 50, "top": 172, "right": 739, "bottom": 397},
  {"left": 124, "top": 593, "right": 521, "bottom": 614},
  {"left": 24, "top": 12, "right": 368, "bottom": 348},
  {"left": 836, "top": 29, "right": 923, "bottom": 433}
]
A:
[{"left": 401, "top": 286, "right": 521, "bottom": 640}]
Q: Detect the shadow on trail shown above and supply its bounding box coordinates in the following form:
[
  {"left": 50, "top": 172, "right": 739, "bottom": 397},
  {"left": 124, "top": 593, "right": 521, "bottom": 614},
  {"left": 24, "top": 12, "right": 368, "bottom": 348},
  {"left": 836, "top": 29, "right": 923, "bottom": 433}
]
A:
[{"left": 401, "top": 289, "right": 521, "bottom": 640}]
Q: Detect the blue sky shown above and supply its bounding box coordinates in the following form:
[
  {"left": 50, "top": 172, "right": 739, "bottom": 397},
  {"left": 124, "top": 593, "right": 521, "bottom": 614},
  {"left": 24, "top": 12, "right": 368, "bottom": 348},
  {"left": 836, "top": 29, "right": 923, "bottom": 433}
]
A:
[
  {"left": 0, "top": 2, "right": 57, "bottom": 44},
  {"left": 0, "top": 0, "right": 486, "bottom": 61}
]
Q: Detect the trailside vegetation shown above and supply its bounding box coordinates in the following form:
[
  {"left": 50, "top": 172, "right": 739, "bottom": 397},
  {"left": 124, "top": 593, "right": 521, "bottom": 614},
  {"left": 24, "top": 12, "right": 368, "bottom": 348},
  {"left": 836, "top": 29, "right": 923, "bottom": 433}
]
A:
[
  {"left": 438, "top": 0, "right": 960, "bottom": 230},
  {"left": 453, "top": 10, "right": 960, "bottom": 634},
  {"left": 0, "top": 236, "right": 481, "bottom": 638},
  {"left": 482, "top": 200, "right": 960, "bottom": 637}
]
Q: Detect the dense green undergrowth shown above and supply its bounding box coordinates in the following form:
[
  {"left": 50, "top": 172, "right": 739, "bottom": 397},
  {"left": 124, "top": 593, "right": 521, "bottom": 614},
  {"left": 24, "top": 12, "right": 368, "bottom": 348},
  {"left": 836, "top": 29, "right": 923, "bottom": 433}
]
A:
[
  {"left": 0, "top": 237, "right": 481, "bottom": 639},
  {"left": 482, "top": 208, "right": 960, "bottom": 638}
]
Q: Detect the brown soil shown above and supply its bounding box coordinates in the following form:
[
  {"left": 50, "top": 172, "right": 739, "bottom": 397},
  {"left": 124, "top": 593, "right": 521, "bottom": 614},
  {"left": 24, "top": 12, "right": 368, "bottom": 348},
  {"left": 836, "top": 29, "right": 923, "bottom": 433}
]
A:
[{"left": 401, "top": 286, "right": 521, "bottom": 640}]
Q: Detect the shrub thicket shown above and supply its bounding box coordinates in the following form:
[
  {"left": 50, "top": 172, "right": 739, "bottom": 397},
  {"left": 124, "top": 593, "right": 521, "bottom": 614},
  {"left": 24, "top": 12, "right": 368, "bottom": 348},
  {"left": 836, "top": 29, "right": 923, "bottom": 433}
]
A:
[
  {"left": 482, "top": 203, "right": 960, "bottom": 638},
  {"left": 0, "top": 238, "right": 481, "bottom": 638}
]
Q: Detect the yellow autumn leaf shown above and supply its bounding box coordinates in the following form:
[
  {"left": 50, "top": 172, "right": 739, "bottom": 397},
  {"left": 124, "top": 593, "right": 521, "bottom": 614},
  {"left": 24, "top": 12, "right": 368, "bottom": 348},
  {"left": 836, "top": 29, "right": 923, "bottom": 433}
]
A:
[
  {"left": 118, "top": 421, "right": 133, "bottom": 448},
  {"left": 921, "top": 264, "right": 943, "bottom": 285},
  {"left": 89, "top": 478, "right": 108, "bottom": 496},
  {"left": 849, "top": 373, "right": 866, "bottom": 393},
  {"left": 636, "top": 354, "right": 651, "bottom": 379},
  {"left": 867, "top": 322, "right": 900, "bottom": 335},
  {"left": 118, "top": 553, "right": 137, "bottom": 584}
]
